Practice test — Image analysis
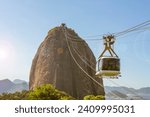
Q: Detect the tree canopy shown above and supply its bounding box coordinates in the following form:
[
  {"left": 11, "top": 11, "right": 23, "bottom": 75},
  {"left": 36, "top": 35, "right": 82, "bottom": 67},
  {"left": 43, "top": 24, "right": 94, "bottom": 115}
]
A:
[{"left": 0, "top": 84, "right": 105, "bottom": 100}]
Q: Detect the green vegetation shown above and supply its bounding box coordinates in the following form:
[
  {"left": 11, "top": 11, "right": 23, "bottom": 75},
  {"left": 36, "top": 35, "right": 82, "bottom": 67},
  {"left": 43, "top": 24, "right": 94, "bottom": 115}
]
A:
[
  {"left": 28, "top": 84, "right": 74, "bottom": 100},
  {"left": 84, "top": 95, "right": 105, "bottom": 100},
  {"left": 0, "top": 90, "right": 29, "bottom": 100},
  {"left": 0, "top": 84, "right": 105, "bottom": 100}
]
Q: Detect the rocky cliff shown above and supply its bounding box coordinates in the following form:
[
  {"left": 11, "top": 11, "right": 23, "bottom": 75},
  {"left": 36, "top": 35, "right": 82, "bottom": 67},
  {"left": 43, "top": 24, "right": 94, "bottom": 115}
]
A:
[{"left": 29, "top": 24, "right": 105, "bottom": 99}]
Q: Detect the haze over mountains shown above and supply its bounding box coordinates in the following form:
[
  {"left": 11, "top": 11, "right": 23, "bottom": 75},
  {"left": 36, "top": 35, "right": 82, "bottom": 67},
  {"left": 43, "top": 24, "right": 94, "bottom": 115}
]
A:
[
  {"left": 0, "top": 78, "right": 149, "bottom": 100},
  {"left": 105, "top": 86, "right": 150, "bottom": 100},
  {"left": 0, "top": 79, "right": 28, "bottom": 94}
]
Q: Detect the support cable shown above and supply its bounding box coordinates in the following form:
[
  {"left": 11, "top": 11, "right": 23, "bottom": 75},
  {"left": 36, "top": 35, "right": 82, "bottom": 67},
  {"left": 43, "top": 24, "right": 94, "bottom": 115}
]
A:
[
  {"left": 70, "top": 43, "right": 143, "bottom": 99},
  {"left": 62, "top": 25, "right": 121, "bottom": 99}
]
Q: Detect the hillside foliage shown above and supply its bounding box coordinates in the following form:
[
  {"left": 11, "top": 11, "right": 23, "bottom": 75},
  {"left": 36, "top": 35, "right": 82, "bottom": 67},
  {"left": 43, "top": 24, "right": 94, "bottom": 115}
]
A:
[{"left": 0, "top": 84, "right": 105, "bottom": 100}]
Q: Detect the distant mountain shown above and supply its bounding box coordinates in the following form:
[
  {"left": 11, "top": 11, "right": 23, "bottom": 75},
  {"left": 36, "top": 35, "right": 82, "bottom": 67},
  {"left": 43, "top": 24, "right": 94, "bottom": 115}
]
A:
[
  {"left": 0, "top": 79, "right": 15, "bottom": 93},
  {"left": 136, "top": 87, "right": 150, "bottom": 94},
  {"left": 106, "top": 90, "right": 128, "bottom": 99},
  {"left": 105, "top": 86, "right": 136, "bottom": 94},
  {"left": 0, "top": 79, "right": 149, "bottom": 100},
  {"left": 0, "top": 79, "right": 29, "bottom": 94},
  {"left": 105, "top": 86, "right": 150, "bottom": 100},
  {"left": 13, "top": 79, "right": 26, "bottom": 84}
]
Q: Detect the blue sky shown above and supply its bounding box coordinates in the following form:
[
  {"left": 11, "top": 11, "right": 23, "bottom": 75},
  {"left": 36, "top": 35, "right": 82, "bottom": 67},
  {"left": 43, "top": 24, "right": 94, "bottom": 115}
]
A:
[{"left": 0, "top": 0, "right": 149, "bottom": 89}]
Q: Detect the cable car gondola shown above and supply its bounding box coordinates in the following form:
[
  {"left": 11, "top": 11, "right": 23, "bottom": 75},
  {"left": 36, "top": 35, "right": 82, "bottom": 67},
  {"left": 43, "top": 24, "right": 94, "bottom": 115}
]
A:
[
  {"left": 96, "top": 35, "right": 121, "bottom": 78},
  {"left": 96, "top": 56, "right": 120, "bottom": 77}
]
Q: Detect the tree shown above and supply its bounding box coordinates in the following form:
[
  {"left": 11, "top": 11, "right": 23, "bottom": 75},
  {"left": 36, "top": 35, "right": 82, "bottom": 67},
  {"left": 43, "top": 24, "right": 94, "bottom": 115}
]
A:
[
  {"left": 0, "top": 84, "right": 105, "bottom": 100},
  {"left": 28, "top": 84, "right": 74, "bottom": 100},
  {"left": 84, "top": 95, "right": 105, "bottom": 100},
  {"left": 0, "top": 90, "right": 29, "bottom": 100}
]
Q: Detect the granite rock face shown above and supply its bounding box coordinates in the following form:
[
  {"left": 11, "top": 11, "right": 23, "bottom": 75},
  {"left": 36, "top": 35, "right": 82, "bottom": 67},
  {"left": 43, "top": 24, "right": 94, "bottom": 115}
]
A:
[{"left": 29, "top": 25, "right": 105, "bottom": 99}]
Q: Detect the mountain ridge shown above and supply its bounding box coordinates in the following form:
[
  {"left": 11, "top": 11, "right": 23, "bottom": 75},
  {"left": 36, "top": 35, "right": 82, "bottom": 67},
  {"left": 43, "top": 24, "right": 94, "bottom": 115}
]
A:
[
  {"left": 105, "top": 86, "right": 150, "bottom": 93},
  {"left": 0, "top": 79, "right": 149, "bottom": 100},
  {"left": 105, "top": 86, "right": 150, "bottom": 99},
  {"left": 0, "top": 79, "right": 29, "bottom": 94}
]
